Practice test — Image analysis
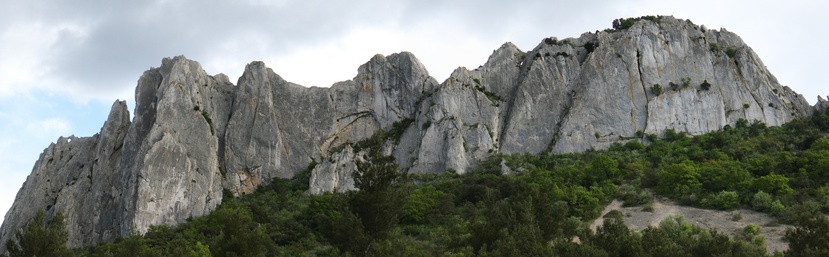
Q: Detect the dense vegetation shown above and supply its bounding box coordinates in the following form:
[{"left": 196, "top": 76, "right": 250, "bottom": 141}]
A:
[{"left": 4, "top": 109, "right": 829, "bottom": 256}]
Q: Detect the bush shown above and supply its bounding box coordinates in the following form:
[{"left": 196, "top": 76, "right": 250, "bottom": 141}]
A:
[
  {"left": 657, "top": 161, "right": 702, "bottom": 198},
  {"left": 402, "top": 186, "right": 448, "bottom": 224},
  {"left": 726, "top": 48, "right": 737, "bottom": 58},
  {"left": 700, "top": 80, "right": 711, "bottom": 90},
  {"left": 785, "top": 216, "right": 829, "bottom": 257},
  {"left": 584, "top": 41, "right": 598, "bottom": 54},
  {"left": 712, "top": 191, "right": 739, "bottom": 210},
  {"left": 709, "top": 43, "right": 720, "bottom": 52},
  {"left": 604, "top": 210, "right": 624, "bottom": 220},
  {"left": 200, "top": 111, "right": 214, "bottom": 135},
  {"left": 4, "top": 210, "right": 73, "bottom": 257},
  {"left": 651, "top": 84, "right": 662, "bottom": 96},
  {"left": 732, "top": 211, "right": 742, "bottom": 221},
  {"left": 681, "top": 77, "right": 692, "bottom": 88},
  {"left": 751, "top": 191, "right": 774, "bottom": 211},
  {"left": 769, "top": 201, "right": 785, "bottom": 216},
  {"left": 752, "top": 173, "right": 793, "bottom": 196},
  {"left": 669, "top": 81, "right": 680, "bottom": 90},
  {"left": 618, "top": 184, "right": 653, "bottom": 207},
  {"left": 612, "top": 18, "right": 636, "bottom": 30},
  {"left": 624, "top": 140, "right": 645, "bottom": 151},
  {"left": 663, "top": 129, "right": 685, "bottom": 142}
]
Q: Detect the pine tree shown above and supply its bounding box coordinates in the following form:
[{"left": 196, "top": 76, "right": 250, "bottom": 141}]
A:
[{"left": 4, "top": 210, "right": 73, "bottom": 257}]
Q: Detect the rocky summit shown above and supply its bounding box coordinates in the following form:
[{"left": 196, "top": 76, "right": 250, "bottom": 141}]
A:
[{"left": 1, "top": 16, "right": 822, "bottom": 251}]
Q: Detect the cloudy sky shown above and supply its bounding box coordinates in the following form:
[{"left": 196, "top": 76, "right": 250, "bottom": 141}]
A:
[{"left": 1, "top": 0, "right": 826, "bottom": 224}]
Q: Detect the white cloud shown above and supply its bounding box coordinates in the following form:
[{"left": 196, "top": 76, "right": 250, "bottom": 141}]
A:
[
  {"left": 0, "top": 20, "right": 92, "bottom": 99},
  {"left": 27, "top": 118, "right": 72, "bottom": 139}
]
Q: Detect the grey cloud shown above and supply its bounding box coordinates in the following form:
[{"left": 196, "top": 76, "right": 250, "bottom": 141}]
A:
[
  {"left": 36, "top": 0, "right": 405, "bottom": 98},
  {"left": 3, "top": 0, "right": 824, "bottom": 103}
]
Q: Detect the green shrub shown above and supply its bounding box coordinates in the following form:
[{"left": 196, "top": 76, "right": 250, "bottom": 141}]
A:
[
  {"left": 751, "top": 191, "right": 774, "bottom": 211},
  {"left": 624, "top": 140, "right": 645, "bottom": 151},
  {"left": 681, "top": 77, "right": 692, "bottom": 88},
  {"left": 618, "top": 184, "right": 653, "bottom": 207},
  {"left": 784, "top": 215, "right": 829, "bottom": 256},
  {"left": 669, "top": 82, "right": 679, "bottom": 90},
  {"left": 642, "top": 203, "right": 654, "bottom": 212},
  {"left": 769, "top": 200, "right": 785, "bottom": 216},
  {"left": 712, "top": 191, "right": 739, "bottom": 210},
  {"left": 736, "top": 118, "right": 749, "bottom": 128},
  {"left": 657, "top": 161, "right": 702, "bottom": 198},
  {"left": 603, "top": 210, "right": 624, "bottom": 220},
  {"left": 726, "top": 48, "right": 737, "bottom": 58},
  {"left": 201, "top": 111, "right": 214, "bottom": 135},
  {"left": 4, "top": 210, "right": 73, "bottom": 257},
  {"left": 651, "top": 84, "right": 662, "bottom": 96},
  {"left": 742, "top": 224, "right": 761, "bottom": 239},
  {"left": 709, "top": 43, "right": 720, "bottom": 52},
  {"left": 752, "top": 173, "right": 793, "bottom": 196},
  {"left": 732, "top": 211, "right": 742, "bottom": 221},
  {"left": 612, "top": 18, "right": 637, "bottom": 30},
  {"left": 700, "top": 80, "right": 711, "bottom": 90},
  {"left": 402, "top": 186, "right": 448, "bottom": 224},
  {"left": 584, "top": 41, "right": 598, "bottom": 54}
]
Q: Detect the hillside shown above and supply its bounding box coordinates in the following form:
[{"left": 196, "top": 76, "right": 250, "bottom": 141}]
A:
[
  {"left": 14, "top": 106, "right": 829, "bottom": 256},
  {"left": 1, "top": 15, "right": 825, "bottom": 253}
]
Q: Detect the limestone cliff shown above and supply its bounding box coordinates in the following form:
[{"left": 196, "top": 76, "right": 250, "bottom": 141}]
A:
[{"left": 0, "top": 16, "right": 819, "bottom": 251}]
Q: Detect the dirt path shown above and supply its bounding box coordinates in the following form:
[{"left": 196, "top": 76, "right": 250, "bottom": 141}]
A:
[{"left": 591, "top": 198, "right": 790, "bottom": 253}]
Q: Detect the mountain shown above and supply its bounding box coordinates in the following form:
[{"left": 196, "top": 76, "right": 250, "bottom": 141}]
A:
[{"left": 0, "top": 16, "right": 821, "bottom": 251}]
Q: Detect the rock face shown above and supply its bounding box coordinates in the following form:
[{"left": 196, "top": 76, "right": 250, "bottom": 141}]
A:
[
  {"left": 816, "top": 95, "right": 829, "bottom": 113},
  {"left": 0, "top": 16, "right": 820, "bottom": 251}
]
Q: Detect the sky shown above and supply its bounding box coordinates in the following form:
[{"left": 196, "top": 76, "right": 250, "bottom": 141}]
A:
[{"left": 1, "top": 0, "right": 826, "bottom": 224}]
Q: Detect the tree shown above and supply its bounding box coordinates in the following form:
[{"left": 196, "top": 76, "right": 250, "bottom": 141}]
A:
[
  {"left": 213, "top": 205, "right": 268, "bottom": 257},
  {"left": 590, "top": 216, "right": 643, "bottom": 257},
  {"left": 657, "top": 161, "right": 702, "bottom": 199},
  {"left": 586, "top": 155, "right": 620, "bottom": 184},
  {"left": 352, "top": 152, "right": 408, "bottom": 240},
  {"left": 711, "top": 191, "right": 739, "bottom": 210},
  {"left": 4, "top": 210, "right": 73, "bottom": 257},
  {"left": 785, "top": 215, "right": 829, "bottom": 257},
  {"left": 751, "top": 173, "right": 793, "bottom": 197},
  {"left": 698, "top": 159, "right": 751, "bottom": 193},
  {"left": 330, "top": 150, "right": 409, "bottom": 255}
]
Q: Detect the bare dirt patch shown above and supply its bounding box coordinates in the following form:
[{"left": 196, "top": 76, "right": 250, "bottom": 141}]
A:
[{"left": 591, "top": 198, "right": 790, "bottom": 253}]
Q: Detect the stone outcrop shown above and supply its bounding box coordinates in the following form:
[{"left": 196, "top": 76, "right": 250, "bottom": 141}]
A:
[
  {"left": 816, "top": 95, "right": 829, "bottom": 113},
  {"left": 1, "top": 16, "right": 821, "bottom": 252},
  {"left": 0, "top": 101, "right": 130, "bottom": 249}
]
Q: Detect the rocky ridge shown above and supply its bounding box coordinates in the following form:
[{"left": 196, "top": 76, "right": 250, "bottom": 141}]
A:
[{"left": 0, "top": 16, "right": 819, "bottom": 251}]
